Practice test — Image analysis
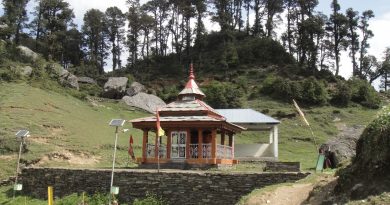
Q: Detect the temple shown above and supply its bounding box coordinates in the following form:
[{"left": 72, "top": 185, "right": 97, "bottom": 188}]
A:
[{"left": 130, "top": 64, "right": 246, "bottom": 168}]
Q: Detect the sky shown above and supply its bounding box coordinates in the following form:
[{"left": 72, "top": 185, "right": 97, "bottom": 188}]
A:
[{"left": 4, "top": 0, "right": 390, "bottom": 85}]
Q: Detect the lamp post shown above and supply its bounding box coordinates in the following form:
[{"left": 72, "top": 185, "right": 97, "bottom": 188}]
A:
[
  {"left": 14, "top": 129, "right": 30, "bottom": 198},
  {"left": 108, "top": 119, "right": 126, "bottom": 205}
]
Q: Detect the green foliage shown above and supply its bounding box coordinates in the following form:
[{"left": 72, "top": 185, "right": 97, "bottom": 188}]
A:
[
  {"left": 336, "top": 106, "right": 390, "bottom": 201},
  {"left": 301, "top": 77, "right": 328, "bottom": 105},
  {"left": 158, "top": 85, "right": 179, "bottom": 102},
  {"left": 203, "top": 81, "right": 244, "bottom": 108},
  {"left": 261, "top": 75, "right": 327, "bottom": 105},
  {"left": 330, "top": 81, "right": 352, "bottom": 107},
  {"left": 133, "top": 193, "right": 166, "bottom": 205},
  {"left": 348, "top": 78, "right": 381, "bottom": 109},
  {"left": 0, "top": 65, "right": 22, "bottom": 82},
  {"left": 237, "top": 37, "right": 295, "bottom": 66},
  {"left": 79, "top": 83, "right": 102, "bottom": 97}
]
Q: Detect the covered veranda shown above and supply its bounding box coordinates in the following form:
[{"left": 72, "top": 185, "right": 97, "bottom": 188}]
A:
[{"left": 216, "top": 109, "right": 280, "bottom": 161}]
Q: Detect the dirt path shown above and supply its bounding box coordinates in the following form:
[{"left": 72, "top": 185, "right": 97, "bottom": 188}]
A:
[
  {"left": 245, "top": 183, "right": 314, "bottom": 205},
  {"left": 244, "top": 174, "right": 337, "bottom": 205}
]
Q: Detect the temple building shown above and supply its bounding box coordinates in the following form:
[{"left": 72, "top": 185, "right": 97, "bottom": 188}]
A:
[{"left": 130, "top": 64, "right": 246, "bottom": 168}]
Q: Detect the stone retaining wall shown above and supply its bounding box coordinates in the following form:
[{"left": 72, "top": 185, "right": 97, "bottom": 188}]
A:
[{"left": 21, "top": 168, "right": 309, "bottom": 204}]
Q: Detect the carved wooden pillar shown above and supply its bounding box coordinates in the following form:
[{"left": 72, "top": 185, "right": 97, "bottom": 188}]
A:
[
  {"left": 198, "top": 129, "right": 203, "bottom": 161},
  {"left": 221, "top": 131, "right": 225, "bottom": 145},
  {"left": 186, "top": 129, "right": 190, "bottom": 159},
  {"left": 166, "top": 130, "right": 171, "bottom": 159},
  {"left": 211, "top": 129, "right": 217, "bottom": 159},
  {"left": 142, "top": 129, "right": 148, "bottom": 161}
]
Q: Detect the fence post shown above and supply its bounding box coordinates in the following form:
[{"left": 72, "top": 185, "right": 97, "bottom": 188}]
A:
[{"left": 48, "top": 186, "right": 53, "bottom": 205}]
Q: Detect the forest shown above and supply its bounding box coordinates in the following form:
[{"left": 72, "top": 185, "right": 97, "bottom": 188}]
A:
[
  {"left": 0, "top": 0, "right": 389, "bottom": 109},
  {"left": 1, "top": 0, "right": 389, "bottom": 82}
]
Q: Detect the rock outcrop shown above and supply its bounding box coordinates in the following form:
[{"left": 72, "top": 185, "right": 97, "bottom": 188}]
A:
[
  {"left": 47, "top": 63, "right": 79, "bottom": 89},
  {"left": 321, "top": 124, "right": 365, "bottom": 166},
  {"left": 17, "top": 46, "right": 39, "bottom": 61},
  {"left": 333, "top": 108, "right": 390, "bottom": 202},
  {"left": 77, "top": 77, "right": 96, "bottom": 84},
  {"left": 126, "top": 82, "right": 146, "bottom": 96},
  {"left": 122, "top": 92, "right": 166, "bottom": 113},
  {"left": 103, "top": 77, "right": 128, "bottom": 99}
]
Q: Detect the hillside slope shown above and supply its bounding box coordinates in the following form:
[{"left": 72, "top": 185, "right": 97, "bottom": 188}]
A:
[
  {"left": 0, "top": 83, "right": 148, "bottom": 179},
  {"left": 0, "top": 82, "right": 379, "bottom": 180}
]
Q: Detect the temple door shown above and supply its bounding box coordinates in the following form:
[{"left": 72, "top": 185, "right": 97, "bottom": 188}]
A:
[{"left": 171, "top": 131, "right": 186, "bottom": 158}]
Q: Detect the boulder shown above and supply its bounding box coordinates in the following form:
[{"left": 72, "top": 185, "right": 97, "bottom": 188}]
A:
[
  {"left": 20, "top": 66, "right": 33, "bottom": 76},
  {"left": 126, "top": 81, "right": 146, "bottom": 96},
  {"left": 0, "top": 24, "right": 8, "bottom": 29},
  {"left": 122, "top": 92, "right": 166, "bottom": 113},
  {"left": 47, "top": 63, "right": 79, "bottom": 89},
  {"left": 321, "top": 124, "right": 365, "bottom": 166},
  {"left": 17, "top": 46, "right": 39, "bottom": 61},
  {"left": 63, "top": 73, "right": 79, "bottom": 90},
  {"left": 103, "top": 77, "right": 128, "bottom": 99},
  {"left": 78, "top": 77, "right": 96, "bottom": 84},
  {"left": 10, "top": 65, "right": 33, "bottom": 77}
]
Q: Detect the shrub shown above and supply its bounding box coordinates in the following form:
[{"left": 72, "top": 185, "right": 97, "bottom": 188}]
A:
[
  {"left": 348, "top": 78, "right": 381, "bottom": 109},
  {"left": 133, "top": 193, "right": 166, "bottom": 205},
  {"left": 301, "top": 77, "right": 328, "bottom": 105},
  {"left": 260, "top": 76, "right": 326, "bottom": 105},
  {"left": 331, "top": 81, "right": 352, "bottom": 107},
  {"left": 79, "top": 83, "right": 102, "bottom": 97},
  {"left": 203, "top": 81, "right": 244, "bottom": 108},
  {"left": 158, "top": 85, "right": 179, "bottom": 102},
  {"left": 0, "top": 65, "right": 22, "bottom": 82}
]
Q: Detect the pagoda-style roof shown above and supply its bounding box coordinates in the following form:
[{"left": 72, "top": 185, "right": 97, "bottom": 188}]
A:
[
  {"left": 177, "top": 64, "right": 205, "bottom": 100},
  {"left": 130, "top": 64, "right": 245, "bottom": 133}
]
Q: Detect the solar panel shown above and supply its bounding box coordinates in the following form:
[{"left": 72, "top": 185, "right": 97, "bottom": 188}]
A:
[
  {"left": 109, "top": 119, "right": 126, "bottom": 127},
  {"left": 15, "top": 130, "right": 29, "bottom": 137}
]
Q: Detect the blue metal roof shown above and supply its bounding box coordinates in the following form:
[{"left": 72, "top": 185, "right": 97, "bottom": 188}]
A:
[{"left": 215, "top": 109, "right": 280, "bottom": 124}]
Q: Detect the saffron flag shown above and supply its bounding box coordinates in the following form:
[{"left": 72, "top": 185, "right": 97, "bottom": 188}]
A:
[
  {"left": 128, "top": 135, "right": 135, "bottom": 160},
  {"left": 293, "top": 99, "right": 310, "bottom": 126},
  {"left": 156, "top": 108, "right": 165, "bottom": 137}
]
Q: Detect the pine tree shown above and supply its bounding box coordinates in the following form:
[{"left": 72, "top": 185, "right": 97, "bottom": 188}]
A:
[
  {"left": 105, "top": 6, "right": 125, "bottom": 70},
  {"left": 82, "top": 9, "right": 108, "bottom": 74},
  {"left": 1, "top": 0, "right": 30, "bottom": 44}
]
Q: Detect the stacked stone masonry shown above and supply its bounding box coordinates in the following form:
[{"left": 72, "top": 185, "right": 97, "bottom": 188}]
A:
[{"left": 21, "top": 168, "right": 309, "bottom": 204}]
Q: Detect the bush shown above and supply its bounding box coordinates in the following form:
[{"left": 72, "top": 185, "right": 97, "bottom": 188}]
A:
[
  {"left": 79, "top": 83, "right": 102, "bottom": 97},
  {"left": 348, "top": 78, "right": 381, "bottom": 109},
  {"left": 301, "top": 77, "right": 328, "bottom": 105},
  {"left": 133, "top": 193, "right": 166, "bottom": 205},
  {"left": 260, "top": 75, "right": 327, "bottom": 105},
  {"left": 158, "top": 85, "right": 179, "bottom": 102},
  {"left": 0, "top": 65, "right": 22, "bottom": 82},
  {"left": 203, "top": 81, "right": 244, "bottom": 108},
  {"left": 56, "top": 192, "right": 109, "bottom": 205},
  {"left": 331, "top": 81, "right": 352, "bottom": 107}
]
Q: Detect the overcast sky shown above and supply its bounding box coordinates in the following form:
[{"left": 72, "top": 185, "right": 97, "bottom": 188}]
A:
[{"left": 4, "top": 0, "right": 390, "bottom": 84}]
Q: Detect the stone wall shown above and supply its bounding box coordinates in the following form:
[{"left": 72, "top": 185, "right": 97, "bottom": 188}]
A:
[{"left": 21, "top": 168, "right": 309, "bottom": 204}]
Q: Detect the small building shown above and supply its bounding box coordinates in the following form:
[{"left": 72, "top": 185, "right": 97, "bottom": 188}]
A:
[
  {"left": 215, "top": 109, "right": 280, "bottom": 161},
  {"left": 130, "top": 65, "right": 246, "bottom": 168}
]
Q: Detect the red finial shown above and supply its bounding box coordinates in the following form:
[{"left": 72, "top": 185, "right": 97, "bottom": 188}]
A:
[{"left": 189, "top": 63, "right": 195, "bottom": 79}]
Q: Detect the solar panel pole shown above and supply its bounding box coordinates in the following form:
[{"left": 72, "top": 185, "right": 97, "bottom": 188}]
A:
[
  {"left": 108, "top": 119, "right": 125, "bottom": 205},
  {"left": 109, "top": 126, "right": 119, "bottom": 205},
  {"left": 13, "top": 130, "right": 29, "bottom": 199}
]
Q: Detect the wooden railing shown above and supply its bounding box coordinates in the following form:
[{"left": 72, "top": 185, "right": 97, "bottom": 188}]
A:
[{"left": 217, "top": 145, "right": 233, "bottom": 159}]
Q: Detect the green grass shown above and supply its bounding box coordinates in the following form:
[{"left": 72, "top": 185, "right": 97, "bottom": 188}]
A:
[
  {"left": 0, "top": 82, "right": 148, "bottom": 179},
  {"left": 235, "top": 96, "right": 378, "bottom": 170},
  {"left": 0, "top": 82, "right": 381, "bottom": 204}
]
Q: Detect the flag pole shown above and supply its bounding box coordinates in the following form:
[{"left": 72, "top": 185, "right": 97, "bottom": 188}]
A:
[
  {"left": 156, "top": 108, "right": 160, "bottom": 173},
  {"left": 293, "top": 99, "right": 318, "bottom": 151}
]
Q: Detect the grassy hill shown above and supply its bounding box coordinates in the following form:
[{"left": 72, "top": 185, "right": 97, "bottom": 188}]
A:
[
  {"left": 0, "top": 82, "right": 379, "bottom": 181},
  {"left": 0, "top": 82, "right": 148, "bottom": 179}
]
